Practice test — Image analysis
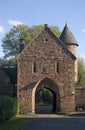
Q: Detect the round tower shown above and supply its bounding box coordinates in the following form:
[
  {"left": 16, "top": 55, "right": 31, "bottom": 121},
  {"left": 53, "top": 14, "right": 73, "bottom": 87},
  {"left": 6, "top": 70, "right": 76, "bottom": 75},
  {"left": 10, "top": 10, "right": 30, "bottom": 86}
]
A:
[{"left": 59, "top": 23, "right": 79, "bottom": 82}]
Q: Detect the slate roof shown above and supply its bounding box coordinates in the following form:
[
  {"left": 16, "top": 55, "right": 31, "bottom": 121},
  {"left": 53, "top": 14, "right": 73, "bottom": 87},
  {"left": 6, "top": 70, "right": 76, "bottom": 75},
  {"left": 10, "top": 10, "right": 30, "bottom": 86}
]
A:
[
  {"left": 59, "top": 23, "right": 78, "bottom": 46},
  {"left": 3, "top": 67, "right": 17, "bottom": 85}
]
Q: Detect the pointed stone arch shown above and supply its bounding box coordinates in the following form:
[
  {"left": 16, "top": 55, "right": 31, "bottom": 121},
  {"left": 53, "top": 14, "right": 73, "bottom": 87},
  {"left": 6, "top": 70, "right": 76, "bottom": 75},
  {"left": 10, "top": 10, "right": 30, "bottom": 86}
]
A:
[{"left": 32, "top": 77, "right": 60, "bottom": 113}]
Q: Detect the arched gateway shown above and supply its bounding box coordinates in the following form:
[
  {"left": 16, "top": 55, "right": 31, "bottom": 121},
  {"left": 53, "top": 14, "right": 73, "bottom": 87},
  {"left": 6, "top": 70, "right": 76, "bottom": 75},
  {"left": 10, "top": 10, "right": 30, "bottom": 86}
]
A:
[
  {"left": 18, "top": 77, "right": 60, "bottom": 114},
  {"left": 32, "top": 77, "right": 60, "bottom": 113},
  {"left": 17, "top": 24, "right": 76, "bottom": 114}
]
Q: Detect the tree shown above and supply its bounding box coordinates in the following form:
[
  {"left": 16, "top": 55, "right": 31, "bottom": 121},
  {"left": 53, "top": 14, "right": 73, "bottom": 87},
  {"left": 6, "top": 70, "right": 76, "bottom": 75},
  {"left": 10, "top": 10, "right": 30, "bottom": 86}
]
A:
[
  {"left": 0, "top": 58, "right": 16, "bottom": 68},
  {"left": 36, "top": 88, "right": 53, "bottom": 105},
  {"left": 1, "top": 24, "right": 85, "bottom": 87},
  {"left": 76, "top": 57, "right": 85, "bottom": 87},
  {"left": 41, "top": 88, "right": 53, "bottom": 104},
  {"left": 2, "top": 24, "right": 61, "bottom": 58}
]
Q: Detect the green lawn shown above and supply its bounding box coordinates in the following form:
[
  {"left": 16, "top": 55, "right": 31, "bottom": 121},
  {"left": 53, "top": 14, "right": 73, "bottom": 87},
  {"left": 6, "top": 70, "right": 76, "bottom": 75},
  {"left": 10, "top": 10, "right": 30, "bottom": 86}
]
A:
[{"left": 0, "top": 116, "right": 27, "bottom": 130}]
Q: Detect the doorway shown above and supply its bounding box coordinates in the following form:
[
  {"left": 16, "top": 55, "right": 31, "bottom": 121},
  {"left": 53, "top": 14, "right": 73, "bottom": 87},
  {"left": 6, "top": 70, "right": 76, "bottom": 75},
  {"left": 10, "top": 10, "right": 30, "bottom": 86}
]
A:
[{"left": 34, "top": 77, "right": 60, "bottom": 114}]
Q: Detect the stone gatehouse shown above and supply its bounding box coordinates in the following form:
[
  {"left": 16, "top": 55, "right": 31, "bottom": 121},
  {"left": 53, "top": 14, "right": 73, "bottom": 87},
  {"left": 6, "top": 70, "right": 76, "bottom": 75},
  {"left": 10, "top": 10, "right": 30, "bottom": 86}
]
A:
[{"left": 17, "top": 24, "right": 79, "bottom": 114}]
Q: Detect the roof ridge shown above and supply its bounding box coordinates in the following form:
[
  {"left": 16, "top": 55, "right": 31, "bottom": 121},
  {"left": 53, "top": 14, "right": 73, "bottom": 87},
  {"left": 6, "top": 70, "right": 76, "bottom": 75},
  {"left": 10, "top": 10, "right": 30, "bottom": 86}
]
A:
[{"left": 17, "top": 25, "right": 76, "bottom": 60}]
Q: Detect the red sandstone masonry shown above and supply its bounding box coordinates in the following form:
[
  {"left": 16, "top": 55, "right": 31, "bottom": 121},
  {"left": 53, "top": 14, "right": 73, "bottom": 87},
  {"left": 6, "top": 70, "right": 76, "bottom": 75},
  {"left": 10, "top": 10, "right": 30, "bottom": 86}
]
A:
[
  {"left": 17, "top": 27, "right": 76, "bottom": 114},
  {"left": 75, "top": 88, "right": 85, "bottom": 109}
]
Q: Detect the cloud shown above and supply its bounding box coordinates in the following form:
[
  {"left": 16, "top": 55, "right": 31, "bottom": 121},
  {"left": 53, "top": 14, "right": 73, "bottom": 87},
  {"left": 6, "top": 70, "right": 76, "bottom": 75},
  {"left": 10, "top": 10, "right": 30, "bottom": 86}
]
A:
[
  {"left": 0, "top": 26, "right": 4, "bottom": 33},
  {"left": 8, "top": 20, "right": 24, "bottom": 26},
  {"left": 81, "top": 29, "right": 85, "bottom": 33}
]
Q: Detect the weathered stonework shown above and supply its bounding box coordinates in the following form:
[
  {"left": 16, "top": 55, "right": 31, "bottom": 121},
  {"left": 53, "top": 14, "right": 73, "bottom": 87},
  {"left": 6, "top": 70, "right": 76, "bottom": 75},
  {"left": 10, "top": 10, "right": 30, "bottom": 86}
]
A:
[
  {"left": 59, "top": 24, "right": 78, "bottom": 83},
  {"left": 75, "top": 88, "right": 85, "bottom": 110},
  {"left": 17, "top": 26, "right": 76, "bottom": 114},
  {"left": 66, "top": 45, "right": 78, "bottom": 82}
]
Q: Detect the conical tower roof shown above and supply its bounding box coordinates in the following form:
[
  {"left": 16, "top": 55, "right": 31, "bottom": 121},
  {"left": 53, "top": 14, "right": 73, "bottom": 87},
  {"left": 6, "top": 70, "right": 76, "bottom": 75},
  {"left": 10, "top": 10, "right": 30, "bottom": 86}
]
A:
[{"left": 59, "top": 23, "right": 78, "bottom": 46}]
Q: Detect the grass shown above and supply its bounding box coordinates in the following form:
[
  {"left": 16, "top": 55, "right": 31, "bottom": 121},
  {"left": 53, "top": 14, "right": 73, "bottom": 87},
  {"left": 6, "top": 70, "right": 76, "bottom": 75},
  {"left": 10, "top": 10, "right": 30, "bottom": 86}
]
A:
[
  {"left": 57, "top": 111, "right": 85, "bottom": 117},
  {"left": 0, "top": 116, "right": 27, "bottom": 130}
]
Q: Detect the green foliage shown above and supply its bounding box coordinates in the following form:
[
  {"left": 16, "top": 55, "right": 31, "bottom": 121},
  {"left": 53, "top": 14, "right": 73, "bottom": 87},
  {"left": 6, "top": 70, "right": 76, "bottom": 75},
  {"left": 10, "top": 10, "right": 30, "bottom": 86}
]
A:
[
  {"left": 41, "top": 88, "right": 53, "bottom": 104},
  {"left": 0, "top": 117, "right": 27, "bottom": 130},
  {"left": 2, "top": 24, "right": 29, "bottom": 58},
  {"left": 0, "top": 58, "right": 17, "bottom": 68},
  {"left": 50, "top": 25, "right": 61, "bottom": 37},
  {"left": 76, "top": 57, "right": 85, "bottom": 87},
  {"left": 36, "top": 88, "right": 53, "bottom": 105},
  {"left": 0, "top": 96, "right": 19, "bottom": 122},
  {"left": 2, "top": 24, "right": 61, "bottom": 58}
]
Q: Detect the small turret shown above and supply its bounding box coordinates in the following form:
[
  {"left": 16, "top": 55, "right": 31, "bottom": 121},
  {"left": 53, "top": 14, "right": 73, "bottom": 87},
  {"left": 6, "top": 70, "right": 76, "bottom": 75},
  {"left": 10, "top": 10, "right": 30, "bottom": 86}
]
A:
[
  {"left": 59, "top": 23, "right": 78, "bottom": 56},
  {"left": 59, "top": 23, "right": 79, "bottom": 82}
]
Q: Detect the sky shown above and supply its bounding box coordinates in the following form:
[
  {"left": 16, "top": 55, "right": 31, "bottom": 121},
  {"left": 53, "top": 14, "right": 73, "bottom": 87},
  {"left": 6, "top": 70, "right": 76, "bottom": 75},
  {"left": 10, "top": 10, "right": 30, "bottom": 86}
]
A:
[{"left": 0, "top": 0, "right": 85, "bottom": 59}]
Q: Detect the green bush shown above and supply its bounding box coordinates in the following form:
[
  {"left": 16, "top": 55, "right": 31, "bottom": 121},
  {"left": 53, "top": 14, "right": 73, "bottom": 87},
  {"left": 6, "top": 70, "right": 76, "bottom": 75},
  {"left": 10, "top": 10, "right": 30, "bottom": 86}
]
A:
[{"left": 0, "top": 96, "right": 19, "bottom": 122}]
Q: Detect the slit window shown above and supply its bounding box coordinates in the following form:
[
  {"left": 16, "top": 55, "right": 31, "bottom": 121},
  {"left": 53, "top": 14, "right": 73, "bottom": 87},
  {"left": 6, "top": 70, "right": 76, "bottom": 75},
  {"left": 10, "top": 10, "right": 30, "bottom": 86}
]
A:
[
  {"left": 56, "top": 62, "right": 59, "bottom": 73},
  {"left": 33, "top": 62, "right": 37, "bottom": 73}
]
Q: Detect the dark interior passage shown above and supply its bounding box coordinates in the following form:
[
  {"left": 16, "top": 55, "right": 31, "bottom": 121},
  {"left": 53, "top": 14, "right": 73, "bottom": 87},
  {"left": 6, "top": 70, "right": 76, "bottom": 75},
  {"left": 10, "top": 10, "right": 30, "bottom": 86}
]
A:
[{"left": 35, "top": 88, "right": 56, "bottom": 114}]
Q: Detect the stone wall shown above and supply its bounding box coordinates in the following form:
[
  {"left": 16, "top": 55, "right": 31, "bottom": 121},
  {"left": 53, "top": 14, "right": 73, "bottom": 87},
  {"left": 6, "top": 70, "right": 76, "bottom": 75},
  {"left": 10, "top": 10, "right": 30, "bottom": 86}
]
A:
[
  {"left": 75, "top": 88, "right": 85, "bottom": 110},
  {"left": 17, "top": 27, "right": 76, "bottom": 113},
  {"left": 66, "top": 45, "right": 78, "bottom": 82}
]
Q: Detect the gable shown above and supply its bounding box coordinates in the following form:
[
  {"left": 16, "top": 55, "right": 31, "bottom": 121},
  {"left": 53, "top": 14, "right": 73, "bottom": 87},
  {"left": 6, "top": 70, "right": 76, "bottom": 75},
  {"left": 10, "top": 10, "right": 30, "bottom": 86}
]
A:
[{"left": 17, "top": 26, "right": 76, "bottom": 61}]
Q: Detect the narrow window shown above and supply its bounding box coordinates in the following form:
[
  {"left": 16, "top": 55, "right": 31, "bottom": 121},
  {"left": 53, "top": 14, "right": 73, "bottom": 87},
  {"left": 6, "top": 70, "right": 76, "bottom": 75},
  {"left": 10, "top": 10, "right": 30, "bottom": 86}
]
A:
[
  {"left": 33, "top": 61, "right": 37, "bottom": 73},
  {"left": 56, "top": 62, "right": 59, "bottom": 73},
  {"left": 42, "top": 67, "right": 46, "bottom": 74}
]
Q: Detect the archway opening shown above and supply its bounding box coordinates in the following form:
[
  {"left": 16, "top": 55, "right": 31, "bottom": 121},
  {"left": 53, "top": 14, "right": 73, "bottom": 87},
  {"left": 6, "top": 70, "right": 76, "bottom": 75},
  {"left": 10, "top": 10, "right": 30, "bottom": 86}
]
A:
[
  {"left": 35, "top": 88, "right": 56, "bottom": 114},
  {"left": 34, "top": 77, "right": 60, "bottom": 114}
]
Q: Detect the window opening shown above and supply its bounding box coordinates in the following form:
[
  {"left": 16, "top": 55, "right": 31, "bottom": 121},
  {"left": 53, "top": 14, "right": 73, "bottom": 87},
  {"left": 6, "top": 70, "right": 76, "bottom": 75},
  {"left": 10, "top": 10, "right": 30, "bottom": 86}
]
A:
[
  {"left": 56, "top": 62, "right": 59, "bottom": 73},
  {"left": 34, "top": 62, "right": 37, "bottom": 73}
]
